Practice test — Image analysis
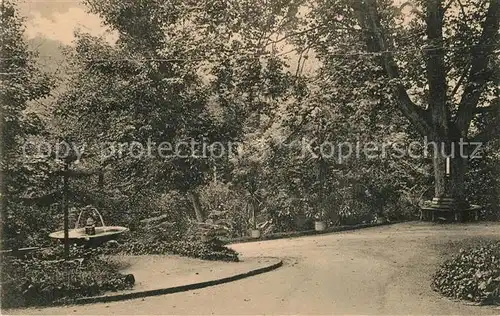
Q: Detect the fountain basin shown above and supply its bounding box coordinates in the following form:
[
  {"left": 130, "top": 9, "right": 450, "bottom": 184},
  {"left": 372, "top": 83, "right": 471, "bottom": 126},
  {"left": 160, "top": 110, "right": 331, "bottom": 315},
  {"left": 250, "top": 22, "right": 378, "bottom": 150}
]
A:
[{"left": 49, "top": 226, "right": 128, "bottom": 246}]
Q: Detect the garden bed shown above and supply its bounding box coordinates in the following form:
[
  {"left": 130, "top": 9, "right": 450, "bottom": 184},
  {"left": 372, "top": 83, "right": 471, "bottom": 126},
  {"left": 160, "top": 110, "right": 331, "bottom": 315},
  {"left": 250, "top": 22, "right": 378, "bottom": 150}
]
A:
[
  {"left": 1, "top": 246, "right": 134, "bottom": 308},
  {"left": 432, "top": 237, "right": 500, "bottom": 305},
  {"left": 109, "top": 237, "right": 239, "bottom": 262}
]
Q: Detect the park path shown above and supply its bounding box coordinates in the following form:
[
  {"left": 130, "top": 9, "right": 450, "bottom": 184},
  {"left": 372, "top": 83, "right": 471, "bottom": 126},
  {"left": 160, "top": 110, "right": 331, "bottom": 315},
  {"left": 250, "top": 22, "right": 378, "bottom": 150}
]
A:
[
  {"left": 105, "top": 255, "right": 279, "bottom": 294},
  {"left": 7, "top": 222, "right": 500, "bottom": 315}
]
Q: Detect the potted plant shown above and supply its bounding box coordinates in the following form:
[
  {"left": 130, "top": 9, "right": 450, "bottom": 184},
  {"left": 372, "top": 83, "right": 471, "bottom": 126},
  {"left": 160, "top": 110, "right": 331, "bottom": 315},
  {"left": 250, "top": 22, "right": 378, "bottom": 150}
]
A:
[
  {"left": 250, "top": 219, "right": 261, "bottom": 239},
  {"left": 375, "top": 213, "right": 388, "bottom": 224},
  {"left": 250, "top": 228, "right": 261, "bottom": 239},
  {"left": 248, "top": 194, "right": 261, "bottom": 239}
]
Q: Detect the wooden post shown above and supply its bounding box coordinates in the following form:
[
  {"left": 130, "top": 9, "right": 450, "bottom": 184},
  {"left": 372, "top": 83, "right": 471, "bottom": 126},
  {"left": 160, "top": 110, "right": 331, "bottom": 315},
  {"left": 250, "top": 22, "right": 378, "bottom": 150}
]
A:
[{"left": 63, "top": 162, "right": 70, "bottom": 259}]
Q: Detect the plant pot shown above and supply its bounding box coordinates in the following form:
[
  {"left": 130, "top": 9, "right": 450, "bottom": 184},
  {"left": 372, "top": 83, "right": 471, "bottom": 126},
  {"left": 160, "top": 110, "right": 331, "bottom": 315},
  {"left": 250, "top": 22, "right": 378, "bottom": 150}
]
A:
[
  {"left": 250, "top": 229, "right": 261, "bottom": 239},
  {"left": 314, "top": 221, "right": 326, "bottom": 232}
]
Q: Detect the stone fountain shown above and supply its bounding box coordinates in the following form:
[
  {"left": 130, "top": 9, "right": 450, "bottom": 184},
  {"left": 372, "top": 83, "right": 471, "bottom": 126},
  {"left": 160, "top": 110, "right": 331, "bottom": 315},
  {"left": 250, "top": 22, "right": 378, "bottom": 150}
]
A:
[{"left": 49, "top": 207, "right": 128, "bottom": 246}]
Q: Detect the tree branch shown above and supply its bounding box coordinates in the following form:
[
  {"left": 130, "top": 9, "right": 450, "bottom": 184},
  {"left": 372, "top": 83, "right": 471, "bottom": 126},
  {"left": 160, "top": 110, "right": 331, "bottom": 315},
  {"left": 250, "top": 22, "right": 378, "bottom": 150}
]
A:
[
  {"left": 456, "top": 0, "right": 467, "bottom": 17},
  {"left": 450, "top": 62, "right": 471, "bottom": 98},
  {"left": 473, "top": 100, "right": 499, "bottom": 113},
  {"left": 360, "top": 0, "right": 432, "bottom": 136},
  {"left": 424, "top": 0, "right": 449, "bottom": 138},
  {"left": 470, "top": 116, "right": 500, "bottom": 144},
  {"left": 455, "top": 0, "right": 500, "bottom": 135},
  {"left": 266, "top": 25, "right": 325, "bottom": 47},
  {"left": 470, "top": 97, "right": 500, "bottom": 142}
]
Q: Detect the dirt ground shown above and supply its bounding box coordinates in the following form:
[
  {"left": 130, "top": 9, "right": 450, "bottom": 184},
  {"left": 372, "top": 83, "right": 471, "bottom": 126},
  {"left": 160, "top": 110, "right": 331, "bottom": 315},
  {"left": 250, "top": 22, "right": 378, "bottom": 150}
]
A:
[{"left": 7, "top": 222, "right": 500, "bottom": 315}]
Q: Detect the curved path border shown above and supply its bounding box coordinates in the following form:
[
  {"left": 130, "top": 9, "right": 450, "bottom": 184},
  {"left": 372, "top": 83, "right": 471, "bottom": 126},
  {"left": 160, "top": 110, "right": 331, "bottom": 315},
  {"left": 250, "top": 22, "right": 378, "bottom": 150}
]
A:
[
  {"left": 225, "top": 221, "right": 403, "bottom": 245},
  {"left": 68, "top": 258, "right": 283, "bottom": 305}
]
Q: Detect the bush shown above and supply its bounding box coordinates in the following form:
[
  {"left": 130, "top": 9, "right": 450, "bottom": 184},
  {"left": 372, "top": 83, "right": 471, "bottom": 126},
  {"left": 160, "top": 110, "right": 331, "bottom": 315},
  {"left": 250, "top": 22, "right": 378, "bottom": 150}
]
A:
[
  {"left": 199, "top": 182, "right": 249, "bottom": 238},
  {"left": 111, "top": 236, "right": 239, "bottom": 262},
  {"left": 1, "top": 202, "right": 60, "bottom": 250},
  {"left": 432, "top": 240, "right": 500, "bottom": 305},
  {"left": 466, "top": 141, "right": 500, "bottom": 221},
  {"left": 111, "top": 217, "right": 239, "bottom": 262},
  {"left": 1, "top": 246, "right": 134, "bottom": 308}
]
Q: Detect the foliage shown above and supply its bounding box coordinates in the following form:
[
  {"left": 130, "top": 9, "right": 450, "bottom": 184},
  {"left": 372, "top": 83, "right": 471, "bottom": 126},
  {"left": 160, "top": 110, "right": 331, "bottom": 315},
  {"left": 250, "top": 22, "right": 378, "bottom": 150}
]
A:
[
  {"left": 3, "top": 0, "right": 500, "bottom": 255},
  {"left": 112, "top": 234, "right": 239, "bottom": 262},
  {"left": 1, "top": 246, "right": 134, "bottom": 308},
  {"left": 32, "top": 244, "right": 106, "bottom": 260},
  {"left": 199, "top": 182, "right": 249, "bottom": 237},
  {"left": 299, "top": 0, "right": 499, "bottom": 204},
  {"left": 432, "top": 240, "right": 500, "bottom": 305},
  {"left": 54, "top": 0, "right": 301, "bottom": 196},
  {"left": 0, "top": 0, "right": 57, "bottom": 249},
  {"left": 2, "top": 203, "right": 60, "bottom": 249},
  {"left": 466, "top": 140, "right": 500, "bottom": 220},
  {"left": 117, "top": 217, "right": 239, "bottom": 261},
  {"left": 44, "top": 0, "right": 304, "bottom": 239}
]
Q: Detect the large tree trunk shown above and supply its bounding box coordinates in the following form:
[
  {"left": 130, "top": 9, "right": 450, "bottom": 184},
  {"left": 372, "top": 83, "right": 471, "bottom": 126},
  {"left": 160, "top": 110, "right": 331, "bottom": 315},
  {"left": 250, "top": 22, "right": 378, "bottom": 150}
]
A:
[
  {"left": 450, "top": 155, "right": 467, "bottom": 204},
  {"left": 432, "top": 141, "right": 467, "bottom": 206},
  {"left": 432, "top": 144, "right": 447, "bottom": 198}
]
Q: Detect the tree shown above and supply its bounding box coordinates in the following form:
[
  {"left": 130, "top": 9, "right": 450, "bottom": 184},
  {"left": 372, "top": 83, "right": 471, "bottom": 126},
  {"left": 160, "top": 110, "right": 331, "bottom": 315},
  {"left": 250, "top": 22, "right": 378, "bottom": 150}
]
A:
[
  {"left": 303, "top": 0, "right": 499, "bottom": 211},
  {"left": 0, "top": 0, "right": 54, "bottom": 247},
  {"left": 54, "top": 0, "right": 301, "bottom": 225}
]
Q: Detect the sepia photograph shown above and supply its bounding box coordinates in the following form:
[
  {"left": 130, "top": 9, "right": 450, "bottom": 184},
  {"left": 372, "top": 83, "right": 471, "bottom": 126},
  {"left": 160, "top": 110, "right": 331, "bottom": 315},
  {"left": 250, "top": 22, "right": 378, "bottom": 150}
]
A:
[{"left": 0, "top": 0, "right": 499, "bottom": 314}]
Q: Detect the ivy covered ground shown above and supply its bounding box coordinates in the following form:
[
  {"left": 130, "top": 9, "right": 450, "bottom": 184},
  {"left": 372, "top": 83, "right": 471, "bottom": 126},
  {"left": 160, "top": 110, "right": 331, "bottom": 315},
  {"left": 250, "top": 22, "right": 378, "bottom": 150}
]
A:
[{"left": 432, "top": 238, "right": 500, "bottom": 305}]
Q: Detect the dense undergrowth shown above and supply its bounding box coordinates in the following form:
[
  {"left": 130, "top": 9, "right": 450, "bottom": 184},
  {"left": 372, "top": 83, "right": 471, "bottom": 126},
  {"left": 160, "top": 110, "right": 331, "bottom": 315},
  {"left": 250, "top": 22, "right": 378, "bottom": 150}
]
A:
[
  {"left": 1, "top": 227, "right": 238, "bottom": 308},
  {"left": 108, "top": 222, "right": 239, "bottom": 262},
  {"left": 1, "top": 246, "right": 134, "bottom": 308},
  {"left": 112, "top": 238, "right": 239, "bottom": 262}
]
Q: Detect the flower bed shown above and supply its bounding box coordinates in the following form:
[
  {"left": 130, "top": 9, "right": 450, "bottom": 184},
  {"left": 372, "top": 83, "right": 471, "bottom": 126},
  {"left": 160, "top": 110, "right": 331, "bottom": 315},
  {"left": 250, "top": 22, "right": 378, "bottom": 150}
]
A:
[
  {"left": 112, "top": 236, "right": 239, "bottom": 262},
  {"left": 432, "top": 240, "right": 500, "bottom": 305},
  {"left": 106, "top": 220, "right": 239, "bottom": 262},
  {"left": 1, "top": 246, "right": 134, "bottom": 308}
]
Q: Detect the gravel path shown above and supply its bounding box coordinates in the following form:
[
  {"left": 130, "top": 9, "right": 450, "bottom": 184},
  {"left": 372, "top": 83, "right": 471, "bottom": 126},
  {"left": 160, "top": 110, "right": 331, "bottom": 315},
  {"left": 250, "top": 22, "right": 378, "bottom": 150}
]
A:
[
  {"left": 107, "top": 255, "right": 279, "bottom": 293},
  {"left": 6, "top": 222, "right": 500, "bottom": 315}
]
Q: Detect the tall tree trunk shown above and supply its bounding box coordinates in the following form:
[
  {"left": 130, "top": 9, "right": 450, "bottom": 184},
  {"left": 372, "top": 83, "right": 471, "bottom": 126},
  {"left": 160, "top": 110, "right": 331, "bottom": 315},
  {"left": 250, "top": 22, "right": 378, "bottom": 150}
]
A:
[
  {"left": 432, "top": 141, "right": 467, "bottom": 205},
  {"left": 451, "top": 155, "right": 467, "bottom": 206},
  {"left": 188, "top": 191, "right": 205, "bottom": 222},
  {"left": 432, "top": 143, "right": 447, "bottom": 198}
]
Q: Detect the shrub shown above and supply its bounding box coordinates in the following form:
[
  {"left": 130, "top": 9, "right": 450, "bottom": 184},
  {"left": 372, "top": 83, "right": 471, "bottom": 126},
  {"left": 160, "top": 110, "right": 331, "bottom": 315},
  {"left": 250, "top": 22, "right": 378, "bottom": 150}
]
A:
[
  {"left": 1, "top": 246, "right": 134, "bottom": 308},
  {"left": 2, "top": 202, "right": 60, "bottom": 250},
  {"left": 32, "top": 244, "right": 105, "bottom": 261},
  {"left": 432, "top": 240, "right": 500, "bottom": 305},
  {"left": 111, "top": 236, "right": 239, "bottom": 262},
  {"left": 466, "top": 141, "right": 500, "bottom": 221},
  {"left": 110, "top": 217, "right": 239, "bottom": 262},
  {"left": 199, "top": 182, "right": 250, "bottom": 238}
]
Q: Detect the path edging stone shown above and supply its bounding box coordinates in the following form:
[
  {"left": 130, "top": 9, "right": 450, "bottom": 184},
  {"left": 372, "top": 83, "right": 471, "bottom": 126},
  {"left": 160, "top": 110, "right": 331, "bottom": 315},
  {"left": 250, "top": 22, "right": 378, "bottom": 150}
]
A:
[
  {"left": 224, "top": 221, "right": 405, "bottom": 245},
  {"left": 68, "top": 258, "right": 283, "bottom": 305}
]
